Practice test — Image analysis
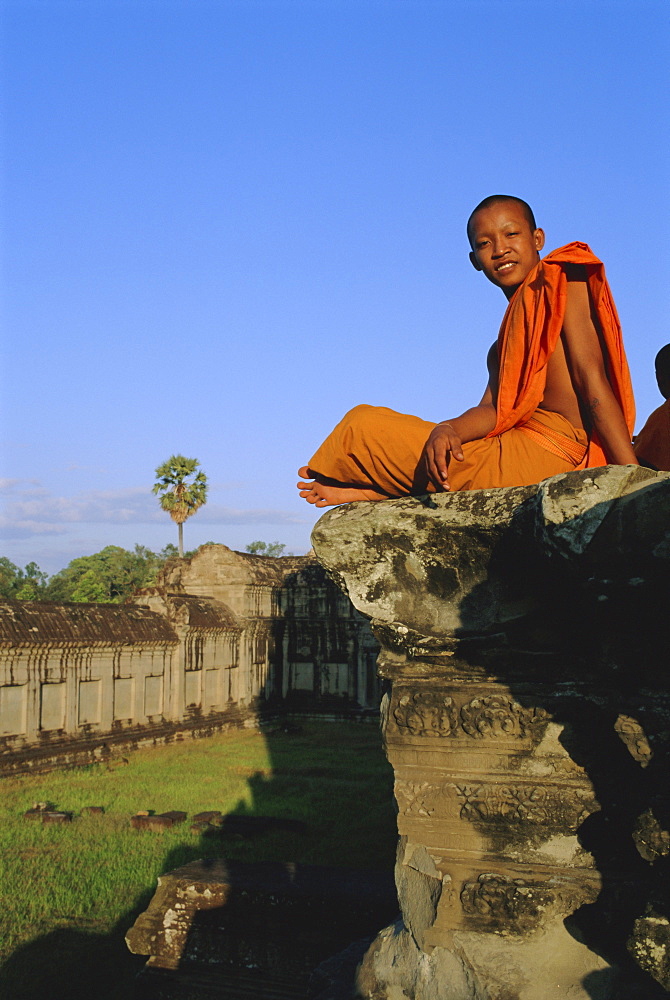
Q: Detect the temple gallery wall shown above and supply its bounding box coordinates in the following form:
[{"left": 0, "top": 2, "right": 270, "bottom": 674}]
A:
[{"left": 0, "top": 545, "right": 380, "bottom": 774}]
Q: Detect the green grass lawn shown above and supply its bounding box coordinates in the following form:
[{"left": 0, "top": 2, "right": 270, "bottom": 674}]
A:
[{"left": 0, "top": 721, "right": 397, "bottom": 1000}]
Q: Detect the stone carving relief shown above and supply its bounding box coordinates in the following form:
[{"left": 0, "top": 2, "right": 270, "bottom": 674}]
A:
[
  {"left": 395, "top": 780, "right": 442, "bottom": 818},
  {"left": 391, "top": 690, "right": 549, "bottom": 741},
  {"left": 459, "top": 872, "right": 590, "bottom": 932},
  {"left": 453, "top": 782, "right": 596, "bottom": 827},
  {"left": 614, "top": 713, "right": 653, "bottom": 766},
  {"left": 460, "top": 873, "right": 551, "bottom": 929},
  {"left": 392, "top": 691, "right": 459, "bottom": 738},
  {"left": 460, "top": 696, "right": 550, "bottom": 740},
  {"left": 395, "top": 779, "right": 597, "bottom": 829}
]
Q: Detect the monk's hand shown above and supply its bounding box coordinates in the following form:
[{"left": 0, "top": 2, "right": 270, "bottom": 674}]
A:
[{"left": 422, "top": 421, "right": 464, "bottom": 491}]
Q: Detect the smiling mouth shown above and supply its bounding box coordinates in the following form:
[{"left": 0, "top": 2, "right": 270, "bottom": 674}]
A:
[{"left": 495, "top": 261, "right": 517, "bottom": 273}]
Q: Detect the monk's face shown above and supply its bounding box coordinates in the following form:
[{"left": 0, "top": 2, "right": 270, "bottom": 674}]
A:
[{"left": 469, "top": 202, "right": 545, "bottom": 298}]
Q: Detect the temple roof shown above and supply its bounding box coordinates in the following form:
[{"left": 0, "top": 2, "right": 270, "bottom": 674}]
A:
[{"left": 0, "top": 600, "right": 178, "bottom": 647}]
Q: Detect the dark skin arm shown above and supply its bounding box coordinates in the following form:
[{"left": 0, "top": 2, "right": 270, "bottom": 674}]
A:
[{"left": 560, "top": 267, "right": 637, "bottom": 465}]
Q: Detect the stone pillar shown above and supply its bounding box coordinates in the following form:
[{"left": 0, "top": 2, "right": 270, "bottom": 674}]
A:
[{"left": 312, "top": 466, "right": 670, "bottom": 1000}]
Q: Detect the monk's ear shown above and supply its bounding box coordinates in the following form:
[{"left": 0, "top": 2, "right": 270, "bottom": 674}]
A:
[
  {"left": 534, "top": 228, "right": 546, "bottom": 253},
  {"left": 469, "top": 251, "right": 482, "bottom": 271}
]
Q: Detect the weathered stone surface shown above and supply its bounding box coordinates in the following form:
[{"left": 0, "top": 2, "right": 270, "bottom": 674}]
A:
[
  {"left": 354, "top": 919, "right": 484, "bottom": 1000},
  {"left": 192, "top": 810, "right": 223, "bottom": 824},
  {"left": 189, "top": 821, "right": 212, "bottom": 835},
  {"left": 23, "top": 804, "right": 73, "bottom": 824},
  {"left": 312, "top": 466, "right": 670, "bottom": 998},
  {"left": 629, "top": 913, "right": 670, "bottom": 990},
  {"left": 127, "top": 859, "right": 398, "bottom": 991},
  {"left": 353, "top": 918, "right": 627, "bottom": 1000},
  {"left": 394, "top": 839, "right": 444, "bottom": 951},
  {"left": 23, "top": 805, "right": 49, "bottom": 820},
  {"left": 312, "top": 486, "right": 537, "bottom": 637},
  {"left": 312, "top": 465, "right": 669, "bottom": 640},
  {"left": 41, "top": 811, "right": 73, "bottom": 824},
  {"left": 523, "top": 464, "right": 670, "bottom": 567},
  {"left": 131, "top": 813, "right": 184, "bottom": 832},
  {"left": 161, "top": 811, "right": 187, "bottom": 824}
]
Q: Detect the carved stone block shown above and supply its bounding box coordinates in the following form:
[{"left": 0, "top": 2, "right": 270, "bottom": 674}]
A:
[{"left": 312, "top": 467, "right": 670, "bottom": 997}]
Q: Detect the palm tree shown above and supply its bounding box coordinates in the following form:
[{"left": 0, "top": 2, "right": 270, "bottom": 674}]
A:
[{"left": 152, "top": 455, "right": 208, "bottom": 557}]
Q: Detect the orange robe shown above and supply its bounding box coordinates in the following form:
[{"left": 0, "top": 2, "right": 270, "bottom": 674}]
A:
[
  {"left": 634, "top": 399, "right": 670, "bottom": 471},
  {"left": 308, "top": 243, "right": 635, "bottom": 495}
]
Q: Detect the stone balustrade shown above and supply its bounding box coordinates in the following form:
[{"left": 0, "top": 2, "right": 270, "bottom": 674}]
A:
[{"left": 312, "top": 465, "right": 670, "bottom": 999}]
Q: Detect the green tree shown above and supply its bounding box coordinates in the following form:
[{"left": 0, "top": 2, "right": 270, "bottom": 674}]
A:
[
  {"left": 44, "top": 545, "right": 165, "bottom": 604},
  {"left": 0, "top": 558, "right": 49, "bottom": 600},
  {"left": 152, "top": 456, "right": 208, "bottom": 557},
  {"left": 245, "top": 541, "right": 287, "bottom": 557},
  {"left": 1, "top": 543, "right": 201, "bottom": 605},
  {"left": 15, "top": 562, "right": 50, "bottom": 600},
  {"left": 0, "top": 558, "right": 22, "bottom": 598}
]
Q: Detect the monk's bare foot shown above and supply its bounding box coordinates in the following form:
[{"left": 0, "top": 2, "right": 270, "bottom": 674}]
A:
[{"left": 297, "top": 468, "right": 388, "bottom": 507}]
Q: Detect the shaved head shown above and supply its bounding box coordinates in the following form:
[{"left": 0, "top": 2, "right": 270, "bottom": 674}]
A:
[
  {"left": 655, "top": 344, "right": 670, "bottom": 379},
  {"left": 655, "top": 344, "right": 670, "bottom": 399},
  {"left": 467, "top": 195, "right": 537, "bottom": 247}
]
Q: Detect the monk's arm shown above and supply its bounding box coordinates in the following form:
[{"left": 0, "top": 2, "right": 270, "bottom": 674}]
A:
[
  {"left": 561, "top": 273, "right": 637, "bottom": 465},
  {"left": 421, "top": 389, "right": 497, "bottom": 490}
]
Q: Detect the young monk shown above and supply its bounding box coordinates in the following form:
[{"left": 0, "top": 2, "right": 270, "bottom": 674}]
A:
[
  {"left": 297, "top": 195, "right": 637, "bottom": 507},
  {"left": 634, "top": 345, "right": 670, "bottom": 471}
]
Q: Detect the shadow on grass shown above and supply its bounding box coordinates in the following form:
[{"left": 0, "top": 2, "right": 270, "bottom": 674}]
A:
[
  {"left": 0, "top": 722, "right": 396, "bottom": 1000},
  {"left": 0, "top": 914, "right": 150, "bottom": 1000}
]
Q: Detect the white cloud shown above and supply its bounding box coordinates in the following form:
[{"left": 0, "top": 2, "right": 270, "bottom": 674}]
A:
[
  {"left": 0, "top": 478, "right": 46, "bottom": 496},
  {"left": 0, "top": 481, "right": 307, "bottom": 540},
  {"left": 0, "top": 522, "right": 67, "bottom": 540}
]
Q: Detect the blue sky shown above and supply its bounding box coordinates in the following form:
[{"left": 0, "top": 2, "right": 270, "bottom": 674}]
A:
[{"left": 1, "top": 0, "right": 669, "bottom": 574}]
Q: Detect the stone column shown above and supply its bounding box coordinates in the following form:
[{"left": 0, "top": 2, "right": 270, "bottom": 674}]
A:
[{"left": 312, "top": 466, "right": 670, "bottom": 1000}]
